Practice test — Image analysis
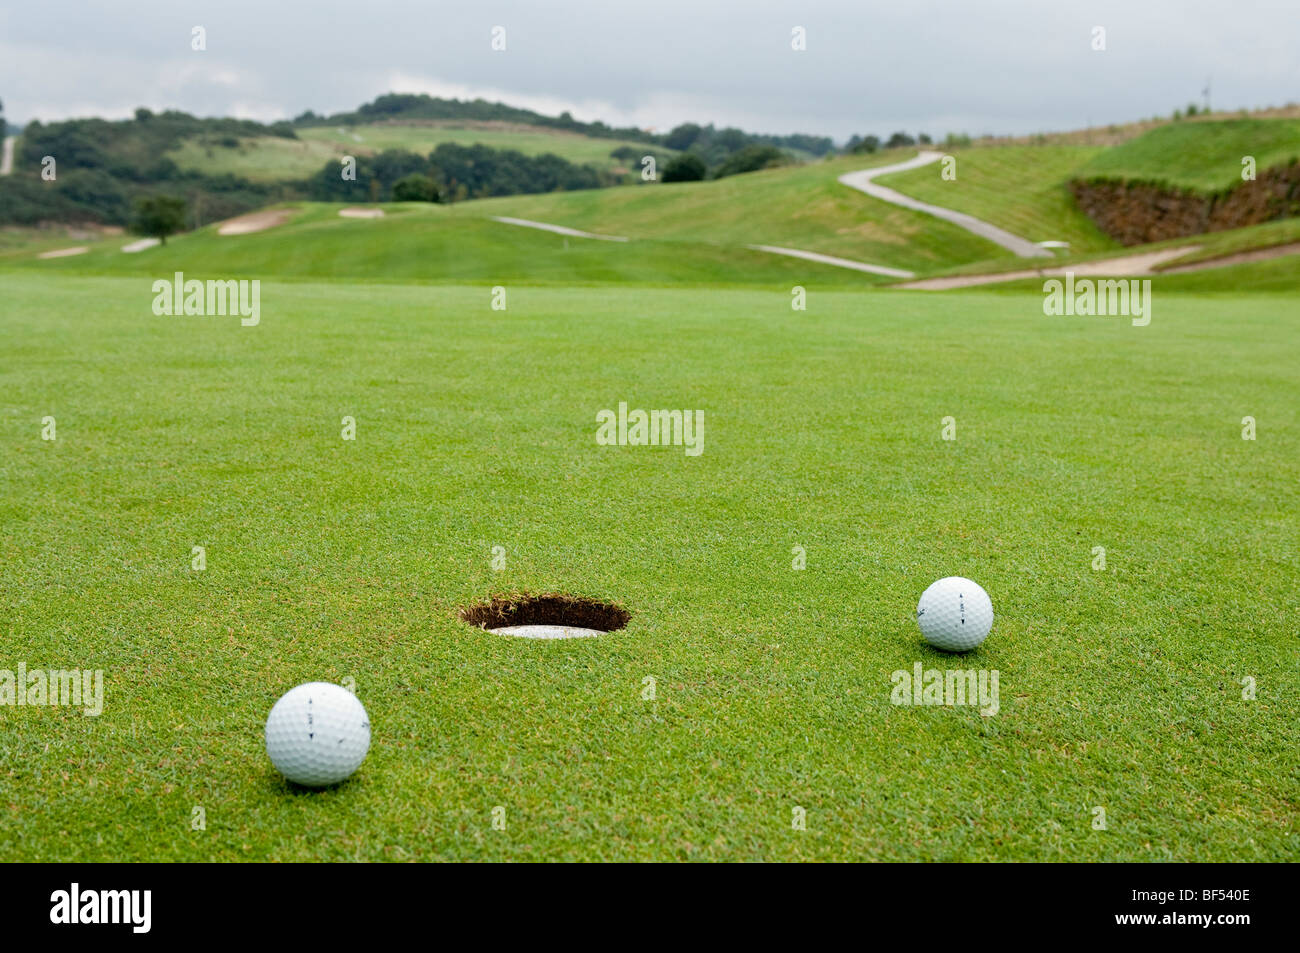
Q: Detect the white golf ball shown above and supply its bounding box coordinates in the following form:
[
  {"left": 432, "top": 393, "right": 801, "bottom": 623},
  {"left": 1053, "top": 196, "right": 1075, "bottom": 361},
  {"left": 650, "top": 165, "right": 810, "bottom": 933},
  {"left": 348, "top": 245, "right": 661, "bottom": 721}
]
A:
[
  {"left": 916, "top": 577, "right": 993, "bottom": 652},
  {"left": 265, "top": 682, "right": 371, "bottom": 787}
]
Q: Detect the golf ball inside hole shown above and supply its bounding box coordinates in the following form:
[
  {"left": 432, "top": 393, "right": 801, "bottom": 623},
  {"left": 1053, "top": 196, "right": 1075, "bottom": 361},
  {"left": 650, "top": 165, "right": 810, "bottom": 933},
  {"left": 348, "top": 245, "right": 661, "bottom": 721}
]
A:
[
  {"left": 916, "top": 577, "right": 993, "bottom": 652},
  {"left": 265, "top": 682, "right": 371, "bottom": 787}
]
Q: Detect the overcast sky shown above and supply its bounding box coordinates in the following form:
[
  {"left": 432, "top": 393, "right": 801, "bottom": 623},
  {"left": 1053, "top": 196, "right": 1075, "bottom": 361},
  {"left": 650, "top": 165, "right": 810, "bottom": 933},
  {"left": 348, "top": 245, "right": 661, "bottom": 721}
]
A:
[{"left": 2, "top": 1, "right": 1296, "bottom": 141}]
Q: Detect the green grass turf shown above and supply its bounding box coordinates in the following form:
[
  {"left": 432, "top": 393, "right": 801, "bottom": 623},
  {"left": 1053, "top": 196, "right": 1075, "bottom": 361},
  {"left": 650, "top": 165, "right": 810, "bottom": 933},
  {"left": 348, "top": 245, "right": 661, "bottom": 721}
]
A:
[
  {"left": 916, "top": 254, "right": 1300, "bottom": 296},
  {"left": 299, "top": 123, "right": 669, "bottom": 173},
  {"left": 165, "top": 136, "right": 346, "bottom": 183},
  {"left": 1, "top": 274, "right": 1296, "bottom": 861},
  {"left": 6, "top": 193, "right": 1298, "bottom": 293},
  {"left": 1150, "top": 253, "right": 1300, "bottom": 293},
  {"left": 440, "top": 151, "right": 1014, "bottom": 272},
  {"left": 3, "top": 152, "right": 1015, "bottom": 282},
  {"left": 6, "top": 171, "right": 1297, "bottom": 292},
  {"left": 1151, "top": 217, "right": 1300, "bottom": 264},
  {"left": 167, "top": 124, "right": 670, "bottom": 183},
  {"left": 885, "top": 217, "right": 1300, "bottom": 285},
  {"left": 1076, "top": 118, "right": 1300, "bottom": 192},
  {"left": 874, "top": 146, "right": 1120, "bottom": 254},
  {"left": 0, "top": 202, "right": 887, "bottom": 288}
]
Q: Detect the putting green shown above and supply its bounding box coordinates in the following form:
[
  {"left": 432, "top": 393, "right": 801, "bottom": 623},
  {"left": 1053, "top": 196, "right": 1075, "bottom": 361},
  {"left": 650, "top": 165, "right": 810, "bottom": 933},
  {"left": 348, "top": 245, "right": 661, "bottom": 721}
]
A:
[{"left": 1, "top": 273, "right": 1295, "bottom": 861}]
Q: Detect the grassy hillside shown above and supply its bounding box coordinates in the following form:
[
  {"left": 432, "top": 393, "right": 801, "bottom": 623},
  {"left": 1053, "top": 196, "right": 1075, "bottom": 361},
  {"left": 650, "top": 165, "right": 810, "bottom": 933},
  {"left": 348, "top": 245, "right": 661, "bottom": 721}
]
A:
[
  {"left": 300, "top": 123, "right": 673, "bottom": 173},
  {"left": 3, "top": 151, "right": 1033, "bottom": 282},
  {"left": 873, "top": 146, "right": 1120, "bottom": 254},
  {"left": 169, "top": 123, "right": 673, "bottom": 183},
  {"left": 1076, "top": 119, "right": 1300, "bottom": 192},
  {"left": 166, "top": 135, "right": 344, "bottom": 183},
  {"left": 2, "top": 273, "right": 1296, "bottom": 861},
  {"left": 453, "top": 152, "right": 1016, "bottom": 271},
  {"left": 0, "top": 203, "right": 893, "bottom": 287},
  {"left": 13, "top": 132, "right": 1300, "bottom": 289}
]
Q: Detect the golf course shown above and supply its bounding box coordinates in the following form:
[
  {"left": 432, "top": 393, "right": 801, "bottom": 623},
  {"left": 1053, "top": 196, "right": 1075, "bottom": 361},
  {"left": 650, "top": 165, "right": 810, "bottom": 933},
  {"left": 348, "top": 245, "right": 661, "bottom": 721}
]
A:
[{"left": 1, "top": 102, "right": 1298, "bottom": 862}]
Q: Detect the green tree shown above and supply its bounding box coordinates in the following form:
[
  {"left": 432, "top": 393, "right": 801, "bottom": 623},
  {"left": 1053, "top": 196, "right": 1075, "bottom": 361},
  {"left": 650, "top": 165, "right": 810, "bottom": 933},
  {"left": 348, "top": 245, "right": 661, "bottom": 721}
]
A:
[
  {"left": 392, "top": 172, "right": 438, "bottom": 202},
  {"left": 664, "top": 123, "right": 702, "bottom": 151},
  {"left": 130, "top": 194, "right": 186, "bottom": 244},
  {"left": 712, "top": 145, "right": 790, "bottom": 179},
  {"left": 661, "top": 153, "right": 706, "bottom": 182}
]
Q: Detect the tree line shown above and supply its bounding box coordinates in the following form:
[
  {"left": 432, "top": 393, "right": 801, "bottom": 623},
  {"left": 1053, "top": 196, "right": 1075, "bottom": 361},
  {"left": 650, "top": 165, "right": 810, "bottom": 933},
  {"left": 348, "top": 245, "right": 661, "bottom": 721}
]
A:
[{"left": 297, "top": 93, "right": 838, "bottom": 158}]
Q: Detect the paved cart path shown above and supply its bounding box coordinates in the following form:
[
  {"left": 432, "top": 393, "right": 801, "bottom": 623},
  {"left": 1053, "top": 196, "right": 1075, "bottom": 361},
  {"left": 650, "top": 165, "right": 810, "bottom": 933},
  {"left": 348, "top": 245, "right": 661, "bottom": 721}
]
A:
[
  {"left": 491, "top": 216, "right": 629, "bottom": 242},
  {"left": 747, "top": 244, "right": 914, "bottom": 278},
  {"left": 839, "top": 151, "right": 1053, "bottom": 259}
]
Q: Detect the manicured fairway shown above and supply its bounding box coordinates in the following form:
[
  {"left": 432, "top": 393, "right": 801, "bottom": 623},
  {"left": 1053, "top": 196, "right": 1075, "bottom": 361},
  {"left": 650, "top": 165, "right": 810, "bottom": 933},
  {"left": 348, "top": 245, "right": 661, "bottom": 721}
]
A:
[
  {"left": 2, "top": 204, "right": 886, "bottom": 288},
  {"left": 1, "top": 274, "right": 1295, "bottom": 860}
]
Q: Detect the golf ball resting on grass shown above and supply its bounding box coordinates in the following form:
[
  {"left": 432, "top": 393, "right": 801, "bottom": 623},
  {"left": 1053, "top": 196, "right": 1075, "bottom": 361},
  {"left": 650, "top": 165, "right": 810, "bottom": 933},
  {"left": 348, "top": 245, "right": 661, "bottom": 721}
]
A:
[
  {"left": 916, "top": 577, "right": 993, "bottom": 652},
  {"left": 265, "top": 682, "right": 371, "bottom": 787}
]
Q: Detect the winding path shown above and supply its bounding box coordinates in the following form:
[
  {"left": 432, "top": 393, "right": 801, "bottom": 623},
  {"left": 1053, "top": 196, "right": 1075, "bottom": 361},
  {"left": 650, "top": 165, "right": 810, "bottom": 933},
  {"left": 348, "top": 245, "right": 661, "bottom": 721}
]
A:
[
  {"left": 491, "top": 216, "right": 628, "bottom": 242},
  {"left": 487, "top": 153, "right": 1057, "bottom": 276},
  {"left": 895, "top": 247, "right": 1197, "bottom": 290},
  {"left": 747, "top": 244, "right": 913, "bottom": 278},
  {"left": 839, "top": 151, "right": 1052, "bottom": 259}
]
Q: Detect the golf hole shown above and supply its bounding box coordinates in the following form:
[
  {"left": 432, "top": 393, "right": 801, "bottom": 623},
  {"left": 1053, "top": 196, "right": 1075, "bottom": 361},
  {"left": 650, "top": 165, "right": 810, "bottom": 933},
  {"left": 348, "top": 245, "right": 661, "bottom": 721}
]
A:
[{"left": 459, "top": 594, "right": 630, "bottom": 640}]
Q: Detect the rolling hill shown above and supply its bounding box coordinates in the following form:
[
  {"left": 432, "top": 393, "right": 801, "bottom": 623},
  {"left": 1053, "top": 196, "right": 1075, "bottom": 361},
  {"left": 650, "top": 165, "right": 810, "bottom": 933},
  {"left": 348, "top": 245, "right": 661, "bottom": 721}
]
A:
[
  {"left": 871, "top": 146, "right": 1119, "bottom": 254},
  {"left": 0, "top": 150, "right": 1025, "bottom": 285},
  {"left": 6, "top": 112, "right": 1300, "bottom": 292},
  {"left": 1076, "top": 118, "right": 1300, "bottom": 192},
  {"left": 4, "top": 98, "right": 1299, "bottom": 863},
  {"left": 168, "top": 122, "right": 676, "bottom": 184}
]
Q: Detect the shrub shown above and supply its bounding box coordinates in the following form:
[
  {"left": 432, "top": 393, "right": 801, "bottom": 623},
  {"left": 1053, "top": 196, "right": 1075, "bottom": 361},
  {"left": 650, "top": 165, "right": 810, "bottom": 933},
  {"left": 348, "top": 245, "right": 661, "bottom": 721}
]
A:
[
  {"left": 664, "top": 123, "right": 703, "bottom": 151},
  {"left": 712, "top": 145, "right": 790, "bottom": 179},
  {"left": 426, "top": 143, "right": 604, "bottom": 197},
  {"left": 130, "top": 194, "right": 187, "bottom": 244},
  {"left": 661, "top": 153, "right": 707, "bottom": 182},
  {"left": 392, "top": 173, "right": 439, "bottom": 202}
]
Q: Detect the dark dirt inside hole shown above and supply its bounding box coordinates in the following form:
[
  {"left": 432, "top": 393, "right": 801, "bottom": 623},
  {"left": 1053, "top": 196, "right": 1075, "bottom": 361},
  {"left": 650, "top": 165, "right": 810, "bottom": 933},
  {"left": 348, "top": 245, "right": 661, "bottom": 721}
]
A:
[{"left": 458, "top": 593, "right": 631, "bottom": 633}]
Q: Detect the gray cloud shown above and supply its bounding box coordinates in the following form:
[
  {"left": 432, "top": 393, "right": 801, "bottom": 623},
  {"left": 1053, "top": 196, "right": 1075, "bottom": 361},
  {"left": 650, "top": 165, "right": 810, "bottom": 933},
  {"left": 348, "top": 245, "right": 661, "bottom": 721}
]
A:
[{"left": 2, "top": 0, "right": 1296, "bottom": 139}]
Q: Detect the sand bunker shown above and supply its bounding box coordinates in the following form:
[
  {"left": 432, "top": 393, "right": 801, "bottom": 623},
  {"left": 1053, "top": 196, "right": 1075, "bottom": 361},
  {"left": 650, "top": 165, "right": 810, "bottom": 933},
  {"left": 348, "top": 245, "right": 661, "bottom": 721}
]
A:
[
  {"left": 1160, "top": 241, "right": 1300, "bottom": 274},
  {"left": 37, "top": 246, "right": 89, "bottom": 259},
  {"left": 339, "top": 207, "right": 385, "bottom": 219},
  {"left": 216, "top": 209, "right": 293, "bottom": 236},
  {"left": 121, "top": 238, "right": 160, "bottom": 253}
]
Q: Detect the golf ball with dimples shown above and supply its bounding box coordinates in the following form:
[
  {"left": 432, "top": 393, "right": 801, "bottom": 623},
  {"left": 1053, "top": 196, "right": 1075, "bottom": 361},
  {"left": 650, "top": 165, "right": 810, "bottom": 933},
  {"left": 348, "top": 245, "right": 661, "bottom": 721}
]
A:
[
  {"left": 916, "top": 577, "right": 993, "bottom": 652},
  {"left": 265, "top": 682, "right": 370, "bottom": 787}
]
